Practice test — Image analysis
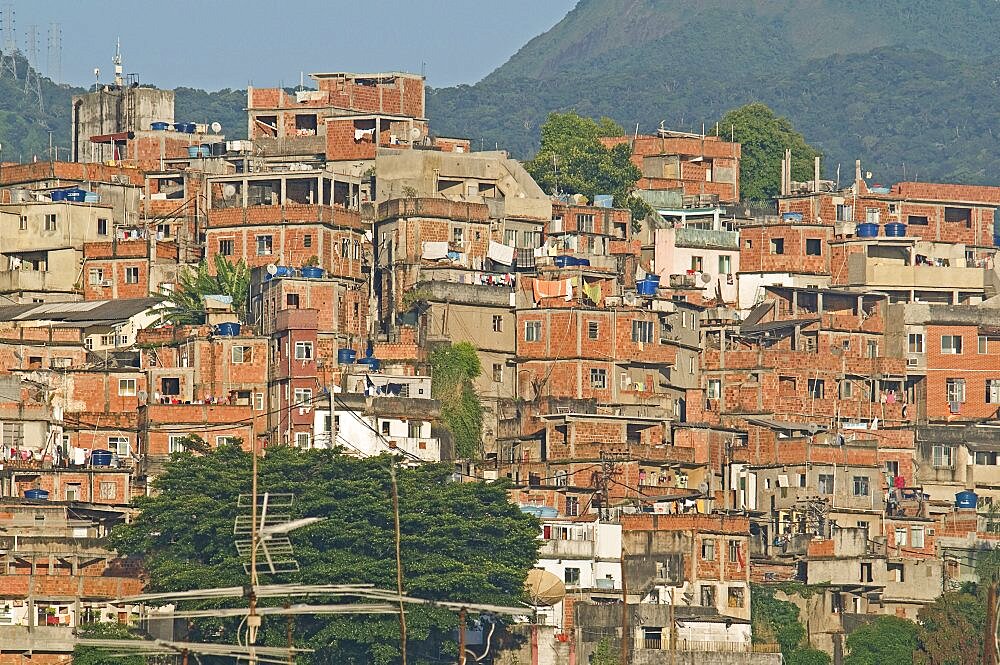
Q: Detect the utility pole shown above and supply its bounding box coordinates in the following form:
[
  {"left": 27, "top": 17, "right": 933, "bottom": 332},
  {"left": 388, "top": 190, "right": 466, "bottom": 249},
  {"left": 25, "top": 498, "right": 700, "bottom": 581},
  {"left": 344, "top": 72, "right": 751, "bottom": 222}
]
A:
[
  {"left": 458, "top": 607, "right": 467, "bottom": 665},
  {"left": 620, "top": 540, "right": 629, "bottom": 665},
  {"left": 986, "top": 580, "right": 999, "bottom": 665}
]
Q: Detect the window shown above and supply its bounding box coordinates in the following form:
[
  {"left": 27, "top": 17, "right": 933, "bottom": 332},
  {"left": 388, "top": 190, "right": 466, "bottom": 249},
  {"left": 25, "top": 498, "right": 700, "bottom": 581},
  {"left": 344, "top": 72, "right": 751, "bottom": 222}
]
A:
[
  {"left": 706, "top": 379, "right": 721, "bottom": 399},
  {"left": 941, "top": 335, "right": 963, "bottom": 354},
  {"left": 860, "top": 563, "right": 873, "bottom": 583},
  {"left": 524, "top": 320, "right": 541, "bottom": 342},
  {"left": 818, "top": 474, "right": 834, "bottom": 494},
  {"left": 836, "top": 204, "right": 853, "bottom": 222},
  {"left": 254, "top": 393, "right": 265, "bottom": 411},
  {"left": 303, "top": 234, "right": 312, "bottom": 248},
  {"left": 932, "top": 445, "right": 954, "bottom": 468},
  {"left": 108, "top": 436, "right": 130, "bottom": 457},
  {"left": 770, "top": 238, "right": 784, "bottom": 254},
  {"left": 287, "top": 293, "right": 300, "bottom": 307},
  {"left": 632, "top": 320, "right": 654, "bottom": 343},
  {"left": 808, "top": 378, "right": 825, "bottom": 399},
  {"left": 295, "top": 432, "right": 311, "bottom": 448},
  {"left": 745, "top": 239, "right": 752, "bottom": 249},
  {"left": 97, "top": 218, "right": 108, "bottom": 235},
  {"left": 946, "top": 378, "right": 966, "bottom": 404},
  {"left": 232, "top": 346, "right": 252, "bottom": 364},
  {"left": 523, "top": 230, "right": 542, "bottom": 248},
  {"left": 718, "top": 255, "right": 732, "bottom": 274},
  {"left": 44, "top": 214, "right": 57, "bottom": 231},
  {"left": 728, "top": 540, "right": 740, "bottom": 562},
  {"left": 99, "top": 482, "right": 117, "bottom": 500},
  {"left": 65, "top": 483, "right": 81, "bottom": 502},
  {"left": 988, "top": 380, "right": 1000, "bottom": 404},
  {"left": 118, "top": 379, "right": 137, "bottom": 396},
  {"left": 690, "top": 256, "right": 704, "bottom": 272},
  {"left": 492, "top": 363, "right": 503, "bottom": 383},
  {"left": 492, "top": 315, "right": 503, "bottom": 332},
  {"left": 588, "top": 321, "right": 599, "bottom": 339},
  {"left": 945, "top": 207, "right": 971, "bottom": 224},
  {"left": 219, "top": 238, "right": 234, "bottom": 256},
  {"left": 566, "top": 496, "right": 579, "bottom": 517},
  {"left": 865, "top": 208, "right": 880, "bottom": 224},
  {"left": 168, "top": 435, "right": 186, "bottom": 453},
  {"left": 504, "top": 229, "right": 516, "bottom": 246},
  {"left": 294, "top": 341, "right": 313, "bottom": 360},
  {"left": 701, "top": 538, "right": 715, "bottom": 560},
  {"left": 908, "top": 215, "right": 929, "bottom": 225},
  {"left": 908, "top": 333, "right": 925, "bottom": 353},
  {"left": 452, "top": 226, "right": 465, "bottom": 244},
  {"left": 564, "top": 567, "right": 581, "bottom": 586},
  {"left": 894, "top": 527, "right": 908, "bottom": 548},
  {"left": 867, "top": 340, "right": 878, "bottom": 358},
  {"left": 293, "top": 388, "right": 313, "bottom": 405},
  {"left": 852, "top": 476, "right": 870, "bottom": 497},
  {"left": 910, "top": 526, "right": 925, "bottom": 548},
  {"left": 256, "top": 235, "right": 273, "bottom": 255},
  {"left": 160, "top": 377, "right": 180, "bottom": 396},
  {"left": 124, "top": 267, "right": 139, "bottom": 284},
  {"left": 88, "top": 268, "right": 104, "bottom": 285},
  {"left": 341, "top": 238, "right": 350, "bottom": 257},
  {"left": 799, "top": 473, "right": 808, "bottom": 488},
  {"left": 805, "top": 238, "right": 822, "bottom": 256},
  {"left": 700, "top": 585, "right": 716, "bottom": 608},
  {"left": 981, "top": 336, "right": 989, "bottom": 354},
  {"left": 590, "top": 368, "right": 606, "bottom": 389},
  {"left": 840, "top": 380, "right": 853, "bottom": 399},
  {"left": 577, "top": 214, "right": 595, "bottom": 233},
  {"left": 728, "top": 586, "right": 746, "bottom": 608},
  {"left": 19, "top": 215, "right": 26, "bottom": 230}
]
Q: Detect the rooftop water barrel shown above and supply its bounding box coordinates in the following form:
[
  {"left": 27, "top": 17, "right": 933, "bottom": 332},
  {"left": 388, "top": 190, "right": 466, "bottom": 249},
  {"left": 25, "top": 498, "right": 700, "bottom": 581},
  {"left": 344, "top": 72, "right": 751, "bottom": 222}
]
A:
[
  {"left": 554, "top": 255, "right": 571, "bottom": 268},
  {"left": 884, "top": 222, "right": 907, "bottom": 237},
  {"left": 24, "top": 489, "right": 49, "bottom": 500},
  {"left": 50, "top": 189, "right": 68, "bottom": 201},
  {"left": 150, "top": 121, "right": 169, "bottom": 131},
  {"left": 172, "top": 122, "right": 185, "bottom": 132},
  {"left": 91, "top": 449, "right": 112, "bottom": 466},
  {"left": 636, "top": 278, "right": 658, "bottom": 296},
  {"left": 857, "top": 222, "right": 879, "bottom": 238},
  {"left": 273, "top": 266, "right": 294, "bottom": 278},
  {"left": 63, "top": 188, "right": 87, "bottom": 202},
  {"left": 337, "top": 348, "right": 357, "bottom": 365},
  {"left": 187, "top": 145, "right": 201, "bottom": 158},
  {"left": 357, "top": 356, "right": 380, "bottom": 371},
  {"left": 781, "top": 212, "right": 804, "bottom": 222},
  {"left": 184, "top": 123, "right": 197, "bottom": 133},
  {"left": 301, "top": 266, "right": 325, "bottom": 279},
  {"left": 215, "top": 322, "right": 241, "bottom": 337},
  {"left": 956, "top": 490, "right": 978, "bottom": 509},
  {"left": 645, "top": 273, "right": 661, "bottom": 287}
]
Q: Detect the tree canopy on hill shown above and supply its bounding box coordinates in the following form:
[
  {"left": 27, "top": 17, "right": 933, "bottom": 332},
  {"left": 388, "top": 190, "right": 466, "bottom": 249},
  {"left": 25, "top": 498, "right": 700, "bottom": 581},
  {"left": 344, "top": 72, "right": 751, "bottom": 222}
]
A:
[
  {"left": 525, "top": 112, "right": 651, "bottom": 220},
  {"left": 718, "top": 103, "right": 821, "bottom": 202},
  {"left": 109, "top": 445, "right": 539, "bottom": 664}
]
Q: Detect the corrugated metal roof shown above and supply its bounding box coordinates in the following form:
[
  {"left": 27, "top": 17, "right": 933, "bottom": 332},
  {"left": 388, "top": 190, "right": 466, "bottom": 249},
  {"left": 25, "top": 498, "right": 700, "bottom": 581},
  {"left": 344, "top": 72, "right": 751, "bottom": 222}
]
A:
[{"left": 0, "top": 298, "right": 161, "bottom": 325}]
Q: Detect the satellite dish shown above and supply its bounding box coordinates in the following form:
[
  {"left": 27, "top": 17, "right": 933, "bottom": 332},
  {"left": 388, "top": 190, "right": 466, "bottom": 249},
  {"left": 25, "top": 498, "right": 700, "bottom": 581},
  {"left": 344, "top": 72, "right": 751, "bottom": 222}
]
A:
[
  {"left": 409, "top": 126, "right": 422, "bottom": 140},
  {"left": 266, "top": 263, "right": 278, "bottom": 276},
  {"left": 137, "top": 390, "right": 148, "bottom": 403},
  {"left": 524, "top": 569, "right": 565, "bottom": 606},
  {"left": 222, "top": 184, "right": 237, "bottom": 199},
  {"left": 697, "top": 482, "right": 710, "bottom": 495},
  {"left": 700, "top": 272, "right": 712, "bottom": 284},
  {"left": 211, "top": 121, "right": 222, "bottom": 133},
  {"left": 805, "top": 423, "right": 820, "bottom": 435}
]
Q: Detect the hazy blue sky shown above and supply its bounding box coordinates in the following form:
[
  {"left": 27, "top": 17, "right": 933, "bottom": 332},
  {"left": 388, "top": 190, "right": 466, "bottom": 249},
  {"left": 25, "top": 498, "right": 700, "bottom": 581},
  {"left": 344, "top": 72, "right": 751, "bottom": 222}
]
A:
[{"left": 8, "top": 0, "right": 576, "bottom": 90}]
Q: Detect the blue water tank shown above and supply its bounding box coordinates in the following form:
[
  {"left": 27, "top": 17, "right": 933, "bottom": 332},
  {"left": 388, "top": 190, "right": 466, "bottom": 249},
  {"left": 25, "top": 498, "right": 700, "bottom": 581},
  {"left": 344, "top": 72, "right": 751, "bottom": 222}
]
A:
[
  {"left": 956, "top": 490, "right": 978, "bottom": 509},
  {"left": 50, "top": 189, "right": 68, "bottom": 201},
  {"left": 274, "top": 266, "right": 293, "bottom": 278},
  {"left": 636, "top": 279, "right": 658, "bottom": 296},
  {"left": 215, "top": 322, "right": 241, "bottom": 337},
  {"left": 993, "top": 234, "right": 1000, "bottom": 248},
  {"left": 172, "top": 122, "right": 186, "bottom": 132},
  {"left": 520, "top": 505, "right": 558, "bottom": 518},
  {"left": 781, "top": 212, "right": 804, "bottom": 222},
  {"left": 884, "top": 222, "right": 907, "bottom": 237},
  {"left": 24, "top": 489, "right": 49, "bottom": 501},
  {"left": 63, "top": 188, "right": 87, "bottom": 202},
  {"left": 337, "top": 348, "right": 358, "bottom": 365},
  {"left": 91, "top": 449, "right": 112, "bottom": 466},
  {"left": 151, "top": 121, "right": 169, "bottom": 131},
  {"left": 184, "top": 123, "right": 197, "bottom": 134},
  {"left": 301, "top": 266, "right": 325, "bottom": 279},
  {"left": 357, "top": 356, "right": 380, "bottom": 371},
  {"left": 857, "top": 222, "right": 879, "bottom": 238}
]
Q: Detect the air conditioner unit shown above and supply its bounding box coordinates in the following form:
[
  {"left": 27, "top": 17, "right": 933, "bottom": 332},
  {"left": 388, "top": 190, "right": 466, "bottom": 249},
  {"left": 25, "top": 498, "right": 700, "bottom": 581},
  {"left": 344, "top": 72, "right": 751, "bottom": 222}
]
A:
[
  {"left": 100, "top": 280, "right": 113, "bottom": 287},
  {"left": 906, "top": 357, "right": 919, "bottom": 367},
  {"left": 949, "top": 401, "right": 961, "bottom": 414},
  {"left": 110, "top": 174, "right": 130, "bottom": 185}
]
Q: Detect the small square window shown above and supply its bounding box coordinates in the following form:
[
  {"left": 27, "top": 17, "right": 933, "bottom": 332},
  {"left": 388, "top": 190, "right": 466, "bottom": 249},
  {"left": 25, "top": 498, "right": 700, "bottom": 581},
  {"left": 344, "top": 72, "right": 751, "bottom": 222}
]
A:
[
  {"left": 590, "top": 368, "right": 607, "bottom": 389},
  {"left": 287, "top": 293, "right": 300, "bottom": 307},
  {"left": 524, "top": 320, "right": 541, "bottom": 342},
  {"left": 97, "top": 218, "right": 108, "bottom": 235},
  {"left": 118, "top": 378, "right": 137, "bottom": 396},
  {"left": 219, "top": 238, "right": 234, "bottom": 256},
  {"left": 232, "top": 346, "right": 252, "bottom": 364},
  {"left": 303, "top": 235, "right": 312, "bottom": 248},
  {"left": 908, "top": 333, "right": 924, "bottom": 353},
  {"left": 256, "top": 235, "right": 273, "bottom": 256},
  {"left": 492, "top": 315, "right": 503, "bottom": 333},
  {"left": 124, "top": 267, "right": 139, "bottom": 284},
  {"left": 294, "top": 341, "right": 313, "bottom": 360},
  {"left": 818, "top": 474, "right": 834, "bottom": 494},
  {"left": 770, "top": 238, "right": 784, "bottom": 254},
  {"left": 980, "top": 336, "right": 989, "bottom": 354},
  {"left": 18, "top": 216, "right": 27, "bottom": 230},
  {"left": 805, "top": 238, "right": 822, "bottom": 256},
  {"left": 701, "top": 538, "right": 715, "bottom": 560},
  {"left": 44, "top": 214, "right": 57, "bottom": 231},
  {"left": 492, "top": 363, "right": 503, "bottom": 383},
  {"left": 941, "top": 335, "right": 963, "bottom": 354},
  {"left": 588, "top": 321, "right": 599, "bottom": 339}
]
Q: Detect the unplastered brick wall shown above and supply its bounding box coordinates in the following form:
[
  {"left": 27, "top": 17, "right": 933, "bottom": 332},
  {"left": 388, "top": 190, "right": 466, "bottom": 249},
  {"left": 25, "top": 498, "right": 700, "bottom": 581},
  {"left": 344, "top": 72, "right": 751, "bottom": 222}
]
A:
[
  {"left": 0, "top": 161, "right": 139, "bottom": 187},
  {"left": 925, "top": 324, "right": 1000, "bottom": 420},
  {"left": 738, "top": 222, "right": 832, "bottom": 274},
  {"left": 316, "top": 74, "right": 424, "bottom": 118}
]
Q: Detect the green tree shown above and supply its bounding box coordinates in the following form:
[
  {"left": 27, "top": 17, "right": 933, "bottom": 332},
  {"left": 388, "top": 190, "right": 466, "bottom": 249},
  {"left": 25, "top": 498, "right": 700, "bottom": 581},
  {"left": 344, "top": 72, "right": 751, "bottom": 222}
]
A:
[
  {"left": 590, "top": 637, "right": 618, "bottom": 665},
  {"left": 429, "top": 342, "right": 483, "bottom": 459},
  {"left": 110, "top": 445, "right": 539, "bottom": 664},
  {"left": 845, "top": 616, "right": 918, "bottom": 665},
  {"left": 164, "top": 254, "right": 250, "bottom": 325},
  {"left": 751, "top": 585, "right": 830, "bottom": 664},
  {"left": 717, "top": 103, "right": 821, "bottom": 202},
  {"left": 525, "top": 112, "right": 651, "bottom": 221},
  {"left": 916, "top": 589, "right": 986, "bottom": 665},
  {"left": 72, "top": 622, "right": 148, "bottom": 665}
]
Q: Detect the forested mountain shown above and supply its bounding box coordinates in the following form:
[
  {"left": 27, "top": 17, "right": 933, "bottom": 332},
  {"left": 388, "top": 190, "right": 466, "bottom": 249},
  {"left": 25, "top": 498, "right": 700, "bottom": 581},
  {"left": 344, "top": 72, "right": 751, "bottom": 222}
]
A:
[{"left": 427, "top": 0, "right": 1000, "bottom": 186}]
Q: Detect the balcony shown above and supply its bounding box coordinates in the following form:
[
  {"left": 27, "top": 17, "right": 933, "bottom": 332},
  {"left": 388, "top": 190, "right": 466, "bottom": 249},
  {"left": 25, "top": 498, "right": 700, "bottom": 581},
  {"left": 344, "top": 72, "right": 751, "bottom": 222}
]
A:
[
  {"left": 0, "top": 624, "right": 75, "bottom": 652},
  {"left": 674, "top": 226, "right": 739, "bottom": 250},
  {"left": 539, "top": 538, "right": 597, "bottom": 559},
  {"left": 0, "top": 269, "right": 68, "bottom": 292},
  {"left": 847, "top": 256, "right": 986, "bottom": 291}
]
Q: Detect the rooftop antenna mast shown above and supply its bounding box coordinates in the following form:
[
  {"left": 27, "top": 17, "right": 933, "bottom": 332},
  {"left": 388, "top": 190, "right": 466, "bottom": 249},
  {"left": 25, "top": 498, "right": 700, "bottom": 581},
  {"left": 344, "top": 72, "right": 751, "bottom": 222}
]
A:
[
  {"left": 113, "top": 37, "right": 123, "bottom": 87},
  {"left": 0, "top": 4, "right": 17, "bottom": 82}
]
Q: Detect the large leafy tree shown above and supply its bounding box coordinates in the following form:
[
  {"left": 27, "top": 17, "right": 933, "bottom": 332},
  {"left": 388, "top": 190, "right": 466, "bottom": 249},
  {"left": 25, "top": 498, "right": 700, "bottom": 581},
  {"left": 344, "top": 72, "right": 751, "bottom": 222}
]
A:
[
  {"left": 717, "top": 102, "right": 821, "bottom": 202},
  {"left": 525, "top": 112, "right": 651, "bottom": 221},
  {"left": 751, "top": 585, "right": 830, "bottom": 665},
  {"left": 110, "top": 445, "right": 539, "bottom": 665},
  {"left": 845, "top": 616, "right": 918, "bottom": 665},
  {"left": 164, "top": 254, "right": 250, "bottom": 325},
  {"left": 915, "top": 589, "right": 986, "bottom": 664},
  {"left": 429, "top": 342, "right": 484, "bottom": 459}
]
